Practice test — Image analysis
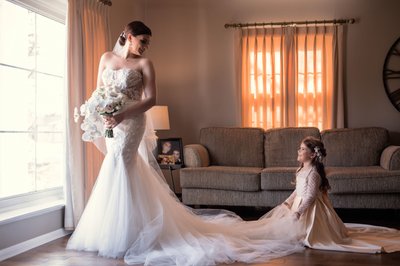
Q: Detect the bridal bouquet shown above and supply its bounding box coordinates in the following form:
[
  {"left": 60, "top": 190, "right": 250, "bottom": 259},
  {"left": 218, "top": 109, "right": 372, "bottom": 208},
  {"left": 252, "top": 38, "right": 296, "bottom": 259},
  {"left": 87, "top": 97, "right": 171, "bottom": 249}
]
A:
[{"left": 74, "top": 85, "right": 129, "bottom": 140}]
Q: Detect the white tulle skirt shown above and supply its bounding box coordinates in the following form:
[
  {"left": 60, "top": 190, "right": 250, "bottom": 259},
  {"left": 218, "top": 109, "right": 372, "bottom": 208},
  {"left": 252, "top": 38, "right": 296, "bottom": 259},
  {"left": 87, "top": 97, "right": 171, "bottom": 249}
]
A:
[{"left": 66, "top": 115, "right": 304, "bottom": 265}]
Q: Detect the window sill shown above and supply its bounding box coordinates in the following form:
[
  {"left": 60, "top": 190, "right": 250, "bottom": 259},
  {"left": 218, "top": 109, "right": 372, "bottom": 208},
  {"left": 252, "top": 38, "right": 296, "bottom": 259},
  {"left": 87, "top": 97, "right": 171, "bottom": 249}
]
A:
[
  {"left": 0, "top": 200, "right": 65, "bottom": 226},
  {"left": 0, "top": 188, "right": 65, "bottom": 226}
]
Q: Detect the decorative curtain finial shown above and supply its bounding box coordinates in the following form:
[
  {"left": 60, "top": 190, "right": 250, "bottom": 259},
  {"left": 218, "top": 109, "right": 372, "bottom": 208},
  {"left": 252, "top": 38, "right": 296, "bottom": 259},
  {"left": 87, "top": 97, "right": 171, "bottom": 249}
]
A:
[{"left": 97, "top": 0, "right": 112, "bottom": 6}]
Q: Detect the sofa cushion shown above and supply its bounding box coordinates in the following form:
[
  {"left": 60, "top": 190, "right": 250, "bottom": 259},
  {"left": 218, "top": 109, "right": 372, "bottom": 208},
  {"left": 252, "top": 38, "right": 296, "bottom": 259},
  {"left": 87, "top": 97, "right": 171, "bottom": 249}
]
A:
[
  {"left": 326, "top": 166, "right": 400, "bottom": 194},
  {"left": 264, "top": 127, "right": 321, "bottom": 167},
  {"left": 180, "top": 166, "right": 262, "bottom": 192},
  {"left": 321, "top": 127, "right": 389, "bottom": 167},
  {"left": 261, "top": 167, "right": 298, "bottom": 190},
  {"left": 200, "top": 127, "right": 264, "bottom": 167},
  {"left": 380, "top": 145, "right": 400, "bottom": 170}
]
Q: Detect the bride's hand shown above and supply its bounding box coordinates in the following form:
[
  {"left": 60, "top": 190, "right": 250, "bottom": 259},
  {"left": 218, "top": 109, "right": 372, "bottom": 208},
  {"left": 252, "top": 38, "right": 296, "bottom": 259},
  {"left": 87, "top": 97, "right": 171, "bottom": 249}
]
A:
[
  {"left": 103, "top": 113, "right": 125, "bottom": 128},
  {"left": 102, "top": 115, "right": 114, "bottom": 129}
]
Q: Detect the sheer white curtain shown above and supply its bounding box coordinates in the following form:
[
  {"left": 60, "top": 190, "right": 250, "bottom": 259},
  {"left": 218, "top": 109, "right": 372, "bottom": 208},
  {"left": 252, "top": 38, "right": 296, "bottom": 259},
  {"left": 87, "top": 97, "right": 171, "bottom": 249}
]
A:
[
  {"left": 65, "top": 0, "right": 111, "bottom": 229},
  {"left": 239, "top": 25, "right": 345, "bottom": 130}
]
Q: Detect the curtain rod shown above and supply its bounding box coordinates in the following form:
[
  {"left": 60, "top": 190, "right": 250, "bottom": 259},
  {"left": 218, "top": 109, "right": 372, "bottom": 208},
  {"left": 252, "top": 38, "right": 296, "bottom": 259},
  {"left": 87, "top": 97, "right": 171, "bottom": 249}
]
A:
[{"left": 224, "top": 18, "right": 355, "bottom": 29}]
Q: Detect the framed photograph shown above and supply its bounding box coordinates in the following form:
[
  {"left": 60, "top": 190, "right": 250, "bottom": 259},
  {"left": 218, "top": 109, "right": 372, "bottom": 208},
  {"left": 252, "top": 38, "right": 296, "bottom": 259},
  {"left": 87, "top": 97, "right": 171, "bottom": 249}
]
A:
[{"left": 157, "top": 138, "right": 184, "bottom": 166}]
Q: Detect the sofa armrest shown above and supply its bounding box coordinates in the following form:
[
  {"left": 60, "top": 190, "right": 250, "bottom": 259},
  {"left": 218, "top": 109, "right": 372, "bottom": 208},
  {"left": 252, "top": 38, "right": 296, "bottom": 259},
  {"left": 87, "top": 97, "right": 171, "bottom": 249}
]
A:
[
  {"left": 183, "top": 144, "right": 210, "bottom": 168},
  {"left": 380, "top": 145, "right": 400, "bottom": 170}
]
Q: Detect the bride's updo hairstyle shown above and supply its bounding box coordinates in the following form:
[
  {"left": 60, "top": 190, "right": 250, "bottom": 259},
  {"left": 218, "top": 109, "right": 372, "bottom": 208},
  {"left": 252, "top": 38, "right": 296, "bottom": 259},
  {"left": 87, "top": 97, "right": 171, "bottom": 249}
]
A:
[
  {"left": 118, "top": 21, "right": 152, "bottom": 46},
  {"left": 301, "top": 136, "right": 330, "bottom": 192}
]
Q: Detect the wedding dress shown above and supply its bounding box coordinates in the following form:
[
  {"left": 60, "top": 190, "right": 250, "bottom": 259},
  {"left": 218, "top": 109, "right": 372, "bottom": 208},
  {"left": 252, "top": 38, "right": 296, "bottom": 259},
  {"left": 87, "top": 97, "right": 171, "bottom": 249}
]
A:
[
  {"left": 267, "top": 166, "right": 400, "bottom": 253},
  {"left": 66, "top": 67, "right": 304, "bottom": 265}
]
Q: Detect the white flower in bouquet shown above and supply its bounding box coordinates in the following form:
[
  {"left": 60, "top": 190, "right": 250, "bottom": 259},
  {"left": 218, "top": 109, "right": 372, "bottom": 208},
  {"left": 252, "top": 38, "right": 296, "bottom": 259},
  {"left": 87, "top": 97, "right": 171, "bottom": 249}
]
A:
[{"left": 74, "top": 85, "right": 129, "bottom": 140}]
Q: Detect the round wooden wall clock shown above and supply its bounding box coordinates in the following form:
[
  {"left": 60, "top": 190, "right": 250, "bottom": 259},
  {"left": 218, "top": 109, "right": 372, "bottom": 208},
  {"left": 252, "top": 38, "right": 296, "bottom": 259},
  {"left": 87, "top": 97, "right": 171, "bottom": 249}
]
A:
[{"left": 383, "top": 37, "right": 400, "bottom": 112}]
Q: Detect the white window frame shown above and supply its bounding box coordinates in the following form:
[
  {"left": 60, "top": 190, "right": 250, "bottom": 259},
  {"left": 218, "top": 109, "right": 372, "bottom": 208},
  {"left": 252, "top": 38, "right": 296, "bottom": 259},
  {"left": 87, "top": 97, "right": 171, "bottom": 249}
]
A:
[
  {"left": 7, "top": 0, "right": 66, "bottom": 23},
  {"left": 0, "top": 0, "right": 67, "bottom": 220}
]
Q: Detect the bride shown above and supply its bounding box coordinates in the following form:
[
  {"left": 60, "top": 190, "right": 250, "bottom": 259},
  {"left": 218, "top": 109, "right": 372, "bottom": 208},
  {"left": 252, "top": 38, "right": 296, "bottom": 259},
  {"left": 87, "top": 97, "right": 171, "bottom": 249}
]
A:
[{"left": 66, "top": 20, "right": 303, "bottom": 265}]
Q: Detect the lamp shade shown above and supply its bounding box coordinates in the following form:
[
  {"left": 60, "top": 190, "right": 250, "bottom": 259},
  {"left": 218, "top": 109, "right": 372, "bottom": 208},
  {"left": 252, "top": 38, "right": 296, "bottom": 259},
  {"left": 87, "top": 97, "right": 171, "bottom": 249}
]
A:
[{"left": 148, "top": 105, "right": 170, "bottom": 130}]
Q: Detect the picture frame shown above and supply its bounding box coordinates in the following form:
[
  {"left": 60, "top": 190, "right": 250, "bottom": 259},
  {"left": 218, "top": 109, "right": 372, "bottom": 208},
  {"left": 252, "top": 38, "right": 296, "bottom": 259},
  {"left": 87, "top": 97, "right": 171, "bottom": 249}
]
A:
[{"left": 157, "top": 138, "right": 184, "bottom": 167}]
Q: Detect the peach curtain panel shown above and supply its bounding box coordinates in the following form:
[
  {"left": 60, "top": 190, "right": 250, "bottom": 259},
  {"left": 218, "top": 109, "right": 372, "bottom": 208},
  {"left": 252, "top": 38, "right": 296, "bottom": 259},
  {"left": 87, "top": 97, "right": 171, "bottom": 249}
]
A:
[
  {"left": 240, "top": 25, "right": 344, "bottom": 130},
  {"left": 65, "top": 0, "right": 111, "bottom": 229}
]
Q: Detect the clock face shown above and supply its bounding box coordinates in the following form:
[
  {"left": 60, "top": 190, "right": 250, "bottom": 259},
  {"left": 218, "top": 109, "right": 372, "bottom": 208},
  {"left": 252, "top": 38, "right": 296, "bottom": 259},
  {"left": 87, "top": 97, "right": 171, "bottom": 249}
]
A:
[{"left": 383, "top": 37, "right": 400, "bottom": 112}]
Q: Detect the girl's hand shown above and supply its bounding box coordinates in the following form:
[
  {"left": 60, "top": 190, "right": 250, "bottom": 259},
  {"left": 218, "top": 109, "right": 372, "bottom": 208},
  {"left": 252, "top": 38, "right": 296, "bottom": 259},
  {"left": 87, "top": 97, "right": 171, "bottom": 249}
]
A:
[{"left": 292, "top": 211, "right": 301, "bottom": 220}]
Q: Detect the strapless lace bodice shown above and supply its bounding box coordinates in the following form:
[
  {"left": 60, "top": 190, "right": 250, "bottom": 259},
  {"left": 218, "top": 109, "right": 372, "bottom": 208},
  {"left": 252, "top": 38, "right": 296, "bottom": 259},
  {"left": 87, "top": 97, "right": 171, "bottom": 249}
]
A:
[{"left": 102, "top": 68, "right": 143, "bottom": 100}]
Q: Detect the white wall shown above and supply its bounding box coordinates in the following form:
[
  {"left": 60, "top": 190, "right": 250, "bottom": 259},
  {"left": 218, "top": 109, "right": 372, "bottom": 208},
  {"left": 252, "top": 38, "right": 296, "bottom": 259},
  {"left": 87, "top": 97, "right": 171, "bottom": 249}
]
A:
[{"left": 117, "top": 0, "right": 400, "bottom": 145}]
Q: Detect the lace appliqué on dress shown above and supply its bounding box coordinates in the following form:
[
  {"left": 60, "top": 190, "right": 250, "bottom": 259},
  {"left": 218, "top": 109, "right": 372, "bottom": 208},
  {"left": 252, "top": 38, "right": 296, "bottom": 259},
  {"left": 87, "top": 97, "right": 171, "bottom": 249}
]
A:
[
  {"left": 102, "top": 68, "right": 143, "bottom": 100},
  {"left": 101, "top": 67, "right": 146, "bottom": 162}
]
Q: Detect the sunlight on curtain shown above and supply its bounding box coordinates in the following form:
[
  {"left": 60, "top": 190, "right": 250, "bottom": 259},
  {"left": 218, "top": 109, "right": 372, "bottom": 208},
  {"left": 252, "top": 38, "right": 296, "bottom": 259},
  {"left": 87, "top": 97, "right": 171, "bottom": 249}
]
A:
[
  {"left": 240, "top": 25, "right": 344, "bottom": 130},
  {"left": 65, "top": 0, "right": 111, "bottom": 229}
]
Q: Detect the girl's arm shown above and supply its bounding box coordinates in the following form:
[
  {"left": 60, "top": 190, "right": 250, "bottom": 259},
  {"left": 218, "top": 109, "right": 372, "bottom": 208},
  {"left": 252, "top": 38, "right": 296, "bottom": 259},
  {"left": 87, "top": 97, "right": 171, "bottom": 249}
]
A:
[
  {"left": 295, "top": 171, "right": 320, "bottom": 217},
  {"left": 283, "top": 190, "right": 297, "bottom": 207}
]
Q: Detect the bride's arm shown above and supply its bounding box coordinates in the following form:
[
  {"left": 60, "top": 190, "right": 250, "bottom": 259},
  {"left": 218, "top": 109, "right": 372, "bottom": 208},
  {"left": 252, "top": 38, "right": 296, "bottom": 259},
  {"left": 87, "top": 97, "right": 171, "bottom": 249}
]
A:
[
  {"left": 97, "top": 52, "right": 118, "bottom": 128},
  {"left": 113, "top": 58, "right": 156, "bottom": 123},
  {"left": 96, "top": 52, "right": 112, "bottom": 88}
]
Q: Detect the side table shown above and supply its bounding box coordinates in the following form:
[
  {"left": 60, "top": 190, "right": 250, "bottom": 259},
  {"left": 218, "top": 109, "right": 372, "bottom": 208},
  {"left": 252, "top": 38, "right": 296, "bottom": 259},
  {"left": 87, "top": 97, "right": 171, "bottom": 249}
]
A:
[{"left": 159, "top": 164, "right": 183, "bottom": 196}]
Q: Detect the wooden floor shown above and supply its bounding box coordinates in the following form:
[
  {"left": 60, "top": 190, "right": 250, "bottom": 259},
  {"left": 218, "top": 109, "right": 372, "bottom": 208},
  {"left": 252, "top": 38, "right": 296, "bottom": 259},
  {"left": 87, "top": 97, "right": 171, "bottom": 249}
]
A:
[
  {"left": 1, "top": 235, "right": 400, "bottom": 266},
  {"left": 1, "top": 208, "right": 400, "bottom": 266}
]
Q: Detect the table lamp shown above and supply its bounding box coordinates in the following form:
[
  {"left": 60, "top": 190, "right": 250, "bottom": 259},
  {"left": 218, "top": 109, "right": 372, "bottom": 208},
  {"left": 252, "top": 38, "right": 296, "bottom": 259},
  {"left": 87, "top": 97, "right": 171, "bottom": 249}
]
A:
[{"left": 148, "top": 105, "right": 170, "bottom": 131}]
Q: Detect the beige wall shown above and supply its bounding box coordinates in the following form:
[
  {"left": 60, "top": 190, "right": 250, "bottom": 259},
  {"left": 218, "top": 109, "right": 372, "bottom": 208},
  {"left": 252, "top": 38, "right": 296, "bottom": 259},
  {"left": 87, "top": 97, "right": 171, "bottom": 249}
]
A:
[
  {"left": 109, "top": 0, "right": 145, "bottom": 42},
  {"left": 111, "top": 0, "right": 400, "bottom": 145}
]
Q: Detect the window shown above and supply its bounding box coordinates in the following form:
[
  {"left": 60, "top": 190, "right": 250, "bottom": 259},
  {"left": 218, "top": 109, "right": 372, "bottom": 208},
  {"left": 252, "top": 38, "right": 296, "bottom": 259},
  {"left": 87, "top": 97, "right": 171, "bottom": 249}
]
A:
[
  {"left": 0, "top": 0, "right": 65, "bottom": 200},
  {"left": 248, "top": 49, "right": 324, "bottom": 129},
  {"left": 248, "top": 49, "right": 282, "bottom": 129},
  {"left": 241, "top": 26, "right": 343, "bottom": 130}
]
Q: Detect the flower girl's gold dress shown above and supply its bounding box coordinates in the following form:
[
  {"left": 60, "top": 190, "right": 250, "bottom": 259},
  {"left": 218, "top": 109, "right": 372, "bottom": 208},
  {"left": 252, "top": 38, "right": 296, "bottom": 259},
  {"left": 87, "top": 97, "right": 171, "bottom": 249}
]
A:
[{"left": 266, "top": 166, "right": 400, "bottom": 253}]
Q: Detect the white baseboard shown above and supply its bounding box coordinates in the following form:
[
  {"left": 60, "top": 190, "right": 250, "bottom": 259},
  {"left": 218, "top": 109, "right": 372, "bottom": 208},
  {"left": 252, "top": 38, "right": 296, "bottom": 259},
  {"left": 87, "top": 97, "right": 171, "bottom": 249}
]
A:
[{"left": 0, "top": 228, "right": 70, "bottom": 262}]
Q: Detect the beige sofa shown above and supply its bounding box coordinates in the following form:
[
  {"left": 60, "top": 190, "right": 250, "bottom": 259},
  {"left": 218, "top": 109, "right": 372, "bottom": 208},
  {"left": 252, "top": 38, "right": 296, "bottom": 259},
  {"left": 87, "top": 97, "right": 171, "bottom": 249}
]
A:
[{"left": 180, "top": 127, "right": 400, "bottom": 209}]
